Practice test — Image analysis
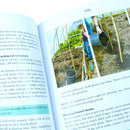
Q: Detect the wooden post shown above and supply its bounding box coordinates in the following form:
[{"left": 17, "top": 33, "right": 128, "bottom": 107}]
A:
[
  {"left": 55, "top": 28, "right": 65, "bottom": 71},
  {"left": 65, "top": 25, "right": 75, "bottom": 70},
  {"left": 110, "top": 12, "right": 123, "bottom": 63},
  {"left": 83, "top": 49, "right": 88, "bottom": 80},
  {"left": 97, "top": 16, "right": 103, "bottom": 31},
  {"left": 86, "top": 62, "right": 91, "bottom": 79},
  {"left": 82, "top": 60, "right": 84, "bottom": 81},
  {"left": 102, "top": 14, "right": 113, "bottom": 50}
]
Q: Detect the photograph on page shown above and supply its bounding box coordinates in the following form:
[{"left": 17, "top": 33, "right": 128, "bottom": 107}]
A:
[
  {"left": 88, "top": 8, "right": 130, "bottom": 76},
  {"left": 45, "top": 7, "right": 130, "bottom": 88},
  {"left": 46, "top": 19, "right": 99, "bottom": 88}
]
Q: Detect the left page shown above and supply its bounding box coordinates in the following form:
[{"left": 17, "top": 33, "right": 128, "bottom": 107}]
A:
[{"left": 0, "top": 14, "right": 55, "bottom": 130}]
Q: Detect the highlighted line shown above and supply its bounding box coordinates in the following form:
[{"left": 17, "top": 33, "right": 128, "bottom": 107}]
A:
[{"left": 0, "top": 104, "right": 49, "bottom": 116}]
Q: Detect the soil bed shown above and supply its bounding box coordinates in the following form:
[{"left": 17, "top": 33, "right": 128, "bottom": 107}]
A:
[{"left": 93, "top": 12, "right": 130, "bottom": 76}]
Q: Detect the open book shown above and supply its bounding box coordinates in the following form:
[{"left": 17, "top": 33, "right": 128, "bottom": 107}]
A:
[{"left": 0, "top": 0, "right": 130, "bottom": 129}]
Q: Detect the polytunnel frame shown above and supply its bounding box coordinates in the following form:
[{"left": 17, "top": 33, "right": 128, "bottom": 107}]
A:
[
  {"left": 53, "top": 19, "right": 101, "bottom": 82},
  {"left": 52, "top": 23, "right": 77, "bottom": 85},
  {"left": 52, "top": 21, "right": 92, "bottom": 84}
]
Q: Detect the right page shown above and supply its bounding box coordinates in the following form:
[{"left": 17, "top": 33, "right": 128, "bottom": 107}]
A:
[{"left": 38, "top": 0, "right": 130, "bottom": 129}]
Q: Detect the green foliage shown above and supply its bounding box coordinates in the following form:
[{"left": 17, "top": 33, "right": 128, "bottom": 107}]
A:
[
  {"left": 68, "top": 29, "right": 81, "bottom": 36},
  {"left": 59, "top": 43, "right": 64, "bottom": 49},
  {"left": 68, "top": 29, "right": 81, "bottom": 46},
  {"left": 54, "top": 28, "right": 82, "bottom": 56}
]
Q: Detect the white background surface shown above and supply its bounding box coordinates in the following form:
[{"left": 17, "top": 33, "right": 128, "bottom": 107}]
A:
[{"left": 0, "top": 0, "right": 98, "bottom": 24}]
